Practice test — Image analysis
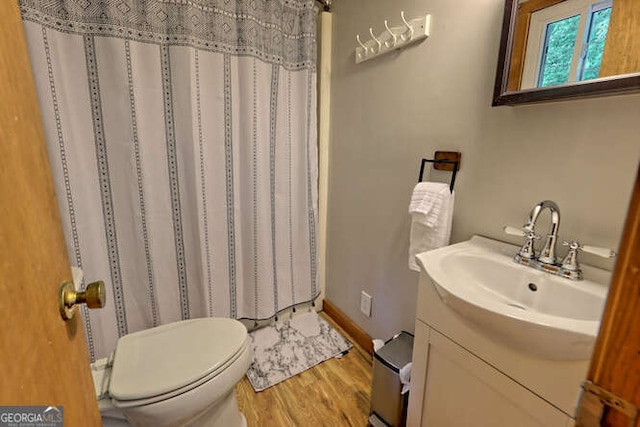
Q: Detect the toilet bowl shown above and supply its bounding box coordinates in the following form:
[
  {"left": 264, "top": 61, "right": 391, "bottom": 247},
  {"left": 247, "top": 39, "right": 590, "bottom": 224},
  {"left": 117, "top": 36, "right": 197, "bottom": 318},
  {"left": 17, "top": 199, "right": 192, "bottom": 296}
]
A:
[{"left": 91, "top": 318, "right": 252, "bottom": 427}]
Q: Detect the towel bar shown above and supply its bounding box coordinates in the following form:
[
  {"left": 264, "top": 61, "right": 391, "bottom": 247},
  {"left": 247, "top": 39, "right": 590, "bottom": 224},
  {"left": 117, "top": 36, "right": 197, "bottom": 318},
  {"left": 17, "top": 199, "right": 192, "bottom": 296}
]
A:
[{"left": 417, "top": 151, "right": 461, "bottom": 192}]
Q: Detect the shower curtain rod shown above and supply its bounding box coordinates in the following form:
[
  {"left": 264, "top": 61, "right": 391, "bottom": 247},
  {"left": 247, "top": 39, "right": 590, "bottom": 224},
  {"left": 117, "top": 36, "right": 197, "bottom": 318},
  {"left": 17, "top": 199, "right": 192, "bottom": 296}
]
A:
[{"left": 316, "top": 0, "right": 331, "bottom": 12}]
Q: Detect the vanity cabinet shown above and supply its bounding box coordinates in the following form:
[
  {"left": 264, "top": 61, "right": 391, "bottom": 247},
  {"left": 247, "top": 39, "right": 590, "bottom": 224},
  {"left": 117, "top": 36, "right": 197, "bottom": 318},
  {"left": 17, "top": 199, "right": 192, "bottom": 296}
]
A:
[
  {"left": 407, "top": 267, "right": 589, "bottom": 427},
  {"left": 410, "top": 320, "right": 572, "bottom": 427}
]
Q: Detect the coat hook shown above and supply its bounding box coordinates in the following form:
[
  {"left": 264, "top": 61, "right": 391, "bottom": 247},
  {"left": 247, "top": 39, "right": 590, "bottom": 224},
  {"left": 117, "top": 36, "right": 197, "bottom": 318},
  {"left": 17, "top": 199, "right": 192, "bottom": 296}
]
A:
[
  {"left": 356, "top": 34, "right": 368, "bottom": 59},
  {"left": 400, "top": 11, "right": 414, "bottom": 41},
  {"left": 384, "top": 20, "right": 397, "bottom": 48},
  {"left": 369, "top": 28, "right": 381, "bottom": 53}
]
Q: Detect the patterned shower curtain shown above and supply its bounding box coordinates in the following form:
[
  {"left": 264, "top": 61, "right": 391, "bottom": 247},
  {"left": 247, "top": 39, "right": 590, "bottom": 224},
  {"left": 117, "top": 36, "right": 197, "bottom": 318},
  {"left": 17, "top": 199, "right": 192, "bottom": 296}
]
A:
[{"left": 20, "top": 0, "right": 319, "bottom": 361}]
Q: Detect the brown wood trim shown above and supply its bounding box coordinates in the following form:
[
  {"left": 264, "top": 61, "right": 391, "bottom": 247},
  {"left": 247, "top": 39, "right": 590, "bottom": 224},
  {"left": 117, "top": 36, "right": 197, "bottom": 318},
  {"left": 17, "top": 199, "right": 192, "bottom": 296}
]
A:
[
  {"left": 322, "top": 299, "right": 373, "bottom": 356},
  {"left": 584, "top": 162, "right": 640, "bottom": 426},
  {"left": 600, "top": 0, "right": 640, "bottom": 78}
]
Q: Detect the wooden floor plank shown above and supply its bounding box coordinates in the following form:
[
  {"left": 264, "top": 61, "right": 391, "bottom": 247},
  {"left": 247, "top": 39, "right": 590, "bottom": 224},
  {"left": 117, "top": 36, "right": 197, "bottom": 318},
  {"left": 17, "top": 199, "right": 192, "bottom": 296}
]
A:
[{"left": 236, "top": 312, "right": 373, "bottom": 427}]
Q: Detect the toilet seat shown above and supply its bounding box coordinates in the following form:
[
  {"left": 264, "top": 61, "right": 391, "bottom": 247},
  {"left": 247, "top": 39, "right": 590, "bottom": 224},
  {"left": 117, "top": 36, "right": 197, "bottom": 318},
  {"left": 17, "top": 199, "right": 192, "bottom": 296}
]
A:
[{"left": 106, "top": 318, "right": 249, "bottom": 408}]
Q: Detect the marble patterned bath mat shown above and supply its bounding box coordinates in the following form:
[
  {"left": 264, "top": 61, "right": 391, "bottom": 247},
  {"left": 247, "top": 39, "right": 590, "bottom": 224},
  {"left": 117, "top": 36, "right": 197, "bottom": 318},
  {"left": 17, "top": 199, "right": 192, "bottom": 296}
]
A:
[{"left": 246, "top": 311, "right": 353, "bottom": 392}]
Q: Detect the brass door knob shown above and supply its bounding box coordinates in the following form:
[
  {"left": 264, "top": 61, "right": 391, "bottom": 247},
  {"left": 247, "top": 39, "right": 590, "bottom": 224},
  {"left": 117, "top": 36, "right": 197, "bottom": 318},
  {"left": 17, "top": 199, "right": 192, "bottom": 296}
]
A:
[{"left": 59, "top": 280, "right": 107, "bottom": 320}]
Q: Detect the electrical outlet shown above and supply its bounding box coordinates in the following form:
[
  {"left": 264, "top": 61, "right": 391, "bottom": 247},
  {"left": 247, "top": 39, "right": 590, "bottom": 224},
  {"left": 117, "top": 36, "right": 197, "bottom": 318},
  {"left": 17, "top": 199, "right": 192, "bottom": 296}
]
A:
[{"left": 360, "top": 291, "right": 372, "bottom": 317}]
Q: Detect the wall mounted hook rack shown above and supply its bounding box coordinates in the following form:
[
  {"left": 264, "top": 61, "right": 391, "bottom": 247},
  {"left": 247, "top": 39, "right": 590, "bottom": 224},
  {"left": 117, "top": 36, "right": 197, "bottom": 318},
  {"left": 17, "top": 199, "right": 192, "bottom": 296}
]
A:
[{"left": 355, "top": 12, "right": 431, "bottom": 64}]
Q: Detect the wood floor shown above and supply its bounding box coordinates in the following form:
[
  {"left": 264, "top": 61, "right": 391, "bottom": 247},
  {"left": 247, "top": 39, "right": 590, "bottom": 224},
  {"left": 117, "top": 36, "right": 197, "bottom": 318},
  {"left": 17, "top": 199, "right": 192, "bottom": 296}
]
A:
[{"left": 235, "top": 312, "right": 373, "bottom": 426}]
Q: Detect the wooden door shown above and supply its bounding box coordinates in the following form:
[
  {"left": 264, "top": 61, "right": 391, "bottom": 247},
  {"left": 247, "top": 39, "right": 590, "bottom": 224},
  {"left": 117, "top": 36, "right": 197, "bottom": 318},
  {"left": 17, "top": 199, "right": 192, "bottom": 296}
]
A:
[
  {"left": 0, "top": 1, "right": 102, "bottom": 425},
  {"left": 576, "top": 163, "right": 640, "bottom": 427}
]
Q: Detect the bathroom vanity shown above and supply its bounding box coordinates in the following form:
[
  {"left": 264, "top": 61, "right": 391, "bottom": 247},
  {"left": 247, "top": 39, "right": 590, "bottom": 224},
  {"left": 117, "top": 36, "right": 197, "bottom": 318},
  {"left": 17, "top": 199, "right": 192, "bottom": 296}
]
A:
[{"left": 406, "top": 236, "right": 611, "bottom": 427}]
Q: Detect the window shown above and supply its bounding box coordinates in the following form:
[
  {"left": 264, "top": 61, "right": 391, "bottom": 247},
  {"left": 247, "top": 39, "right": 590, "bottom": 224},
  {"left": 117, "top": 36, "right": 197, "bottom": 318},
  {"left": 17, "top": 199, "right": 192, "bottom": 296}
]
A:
[
  {"left": 521, "top": 0, "right": 612, "bottom": 89},
  {"left": 579, "top": 4, "right": 612, "bottom": 81},
  {"left": 537, "top": 14, "right": 581, "bottom": 87}
]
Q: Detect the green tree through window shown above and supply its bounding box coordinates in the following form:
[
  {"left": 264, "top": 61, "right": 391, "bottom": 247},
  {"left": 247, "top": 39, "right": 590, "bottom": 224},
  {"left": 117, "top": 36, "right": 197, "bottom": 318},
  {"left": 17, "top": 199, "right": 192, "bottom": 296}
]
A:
[
  {"left": 580, "top": 7, "right": 612, "bottom": 81},
  {"left": 538, "top": 15, "right": 580, "bottom": 87}
]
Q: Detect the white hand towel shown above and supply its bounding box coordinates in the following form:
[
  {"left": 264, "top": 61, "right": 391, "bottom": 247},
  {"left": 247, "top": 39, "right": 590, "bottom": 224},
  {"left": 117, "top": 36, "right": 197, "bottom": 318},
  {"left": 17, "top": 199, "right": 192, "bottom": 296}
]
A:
[
  {"left": 408, "top": 182, "right": 454, "bottom": 271},
  {"left": 409, "top": 182, "right": 445, "bottom": 226}
]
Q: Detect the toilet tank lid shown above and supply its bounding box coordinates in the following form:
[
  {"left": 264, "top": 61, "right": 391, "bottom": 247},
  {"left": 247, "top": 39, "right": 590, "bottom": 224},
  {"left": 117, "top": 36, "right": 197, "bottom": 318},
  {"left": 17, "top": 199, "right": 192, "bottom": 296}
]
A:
[{"left": 109, "top": 318, "right": 247, "bottom": 401}]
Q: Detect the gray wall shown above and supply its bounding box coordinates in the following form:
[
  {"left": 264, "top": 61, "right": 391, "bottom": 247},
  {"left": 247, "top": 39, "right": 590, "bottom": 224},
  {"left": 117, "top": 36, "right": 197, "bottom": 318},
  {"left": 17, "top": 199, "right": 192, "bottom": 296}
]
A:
[{"left": 326, "top": 0, "right": 640, "bottom": 341}]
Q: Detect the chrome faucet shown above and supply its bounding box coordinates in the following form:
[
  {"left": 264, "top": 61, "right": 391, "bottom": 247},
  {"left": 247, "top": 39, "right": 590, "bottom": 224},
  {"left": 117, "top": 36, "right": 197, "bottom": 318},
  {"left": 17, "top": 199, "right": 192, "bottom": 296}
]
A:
[
  {"left": 523, "top": 200, "right": 560, "bottom": 265},
  {"left": 505, "top": 200, "right": 616, "bottom": 280}
]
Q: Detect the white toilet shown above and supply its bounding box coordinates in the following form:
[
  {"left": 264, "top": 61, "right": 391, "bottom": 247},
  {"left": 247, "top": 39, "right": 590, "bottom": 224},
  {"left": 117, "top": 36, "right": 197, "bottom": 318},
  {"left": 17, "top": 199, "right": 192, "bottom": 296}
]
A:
[{"left": 91, "top": 318, "right": 252, "bottom": 427}]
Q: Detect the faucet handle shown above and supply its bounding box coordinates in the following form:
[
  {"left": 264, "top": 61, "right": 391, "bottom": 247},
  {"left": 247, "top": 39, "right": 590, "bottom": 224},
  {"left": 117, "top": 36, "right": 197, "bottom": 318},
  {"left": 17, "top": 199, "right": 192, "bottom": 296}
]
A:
[
  {"left": 504, "top": 225, "right": 539, "bottom": 240},
  {"left": 503, "top": 225, "right": 525, "bottom": 237},
  {"left": 561, "top": 240, "right": 582, "bottom": 271},
  {"left": 582, "top": 245, "right": 616, "bottom": 259},
  {"left": 562, "top": 240, "right": 616, "bottom": 258},
  {"left": 523, "top": 228, "right": 540, "bottom": 241},
  {"left": 505, "top": 225, "right": 539, "bottom": 259},
  {"left": 561, "top": 241, "right": 617, "bottom": 273},
  {"left": 562, "top": 240, "right": 581, "bottom": 250}
]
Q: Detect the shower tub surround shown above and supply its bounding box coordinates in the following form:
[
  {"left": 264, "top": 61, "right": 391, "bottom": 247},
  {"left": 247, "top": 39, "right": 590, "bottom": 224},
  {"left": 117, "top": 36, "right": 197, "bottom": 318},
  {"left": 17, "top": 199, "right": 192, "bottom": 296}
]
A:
[{"left": 20, "top": 0, "right": 320, "bottom": 361}]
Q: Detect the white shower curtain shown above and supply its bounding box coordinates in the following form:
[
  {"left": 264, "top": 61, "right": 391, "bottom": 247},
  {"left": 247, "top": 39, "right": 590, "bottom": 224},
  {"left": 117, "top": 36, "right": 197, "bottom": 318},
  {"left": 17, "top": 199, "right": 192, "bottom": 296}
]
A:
[{"left": 20, "top": 0, "right": 319, "bottom": 361}]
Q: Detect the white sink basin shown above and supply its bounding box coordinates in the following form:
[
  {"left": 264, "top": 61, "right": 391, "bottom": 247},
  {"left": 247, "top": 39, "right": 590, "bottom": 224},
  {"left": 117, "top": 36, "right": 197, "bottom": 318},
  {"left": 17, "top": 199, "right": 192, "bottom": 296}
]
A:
[{"left": 416, "top": 236, "right": 611, "bottom": 360}]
